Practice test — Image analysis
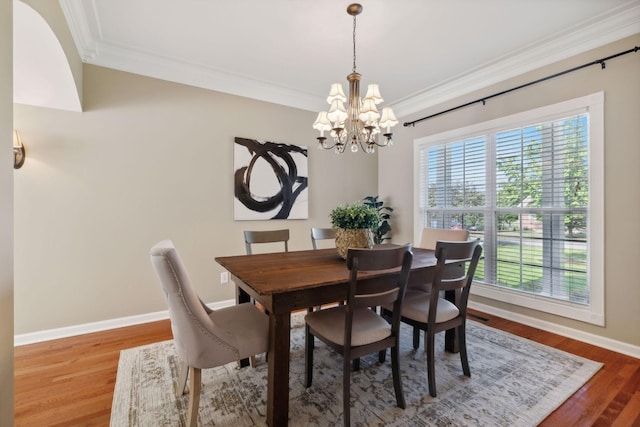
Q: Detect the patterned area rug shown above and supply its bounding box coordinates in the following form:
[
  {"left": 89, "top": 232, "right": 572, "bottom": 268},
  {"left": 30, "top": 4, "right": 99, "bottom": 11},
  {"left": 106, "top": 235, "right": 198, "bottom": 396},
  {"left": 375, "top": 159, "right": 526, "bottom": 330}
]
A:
[{"left": 110, "top": 314, "right": 601, "bottom": 426}]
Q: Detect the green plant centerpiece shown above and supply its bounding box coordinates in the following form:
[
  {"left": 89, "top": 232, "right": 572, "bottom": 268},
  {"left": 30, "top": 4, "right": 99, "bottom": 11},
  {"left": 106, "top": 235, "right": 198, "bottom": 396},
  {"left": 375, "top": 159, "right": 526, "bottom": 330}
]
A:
[
  {"left": 363, "top": 195, "right": 393, "bottom": 244},
  {"left": 330, "top": 202, "right": 381, "bottom": 259}
]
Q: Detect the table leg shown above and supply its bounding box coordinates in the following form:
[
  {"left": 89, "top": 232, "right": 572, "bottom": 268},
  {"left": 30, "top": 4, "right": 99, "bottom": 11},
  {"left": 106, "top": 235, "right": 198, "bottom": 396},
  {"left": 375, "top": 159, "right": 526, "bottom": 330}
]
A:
[
  {"left": 236, "top": 285, "right": 251, "bottom": 367},
  {"left": 266, "top": 311, "right": 291, "bottom": 427}
]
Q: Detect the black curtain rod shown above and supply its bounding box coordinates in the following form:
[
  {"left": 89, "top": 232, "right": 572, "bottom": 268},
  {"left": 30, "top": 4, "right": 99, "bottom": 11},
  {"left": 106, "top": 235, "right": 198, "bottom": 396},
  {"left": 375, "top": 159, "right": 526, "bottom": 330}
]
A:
[{"left": 403, "top": 45, "right": 640, "bottom": 128}]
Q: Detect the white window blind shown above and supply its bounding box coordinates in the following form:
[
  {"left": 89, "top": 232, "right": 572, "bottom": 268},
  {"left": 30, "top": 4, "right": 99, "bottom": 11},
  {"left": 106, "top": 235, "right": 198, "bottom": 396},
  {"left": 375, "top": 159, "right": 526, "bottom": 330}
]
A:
[{"left": 414, "top": 93, "right": 604, "bottom": 325}]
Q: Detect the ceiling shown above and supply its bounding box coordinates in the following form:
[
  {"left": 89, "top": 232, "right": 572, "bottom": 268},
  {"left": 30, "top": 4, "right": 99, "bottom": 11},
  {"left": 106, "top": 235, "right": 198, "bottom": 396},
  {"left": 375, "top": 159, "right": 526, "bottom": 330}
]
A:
[{"left": 20, "top": 1, "right": 640, "bottom": 117}]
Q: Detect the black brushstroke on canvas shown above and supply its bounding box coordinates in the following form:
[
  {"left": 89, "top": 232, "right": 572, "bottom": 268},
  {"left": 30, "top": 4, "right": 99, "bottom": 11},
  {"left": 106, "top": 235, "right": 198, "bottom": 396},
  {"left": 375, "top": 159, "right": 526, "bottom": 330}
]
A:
[{"left": 234, "top": 137, "right": 308, "bottom": 219}]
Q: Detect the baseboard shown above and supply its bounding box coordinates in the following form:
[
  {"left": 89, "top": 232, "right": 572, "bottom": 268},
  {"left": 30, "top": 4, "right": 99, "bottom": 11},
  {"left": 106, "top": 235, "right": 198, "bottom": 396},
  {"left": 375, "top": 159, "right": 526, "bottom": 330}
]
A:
[
  {"left": 14, "top": 299, "right": 236, "bottom": 347},
  {"left": 469, "top": 301, "right": 640, "bottom": 359},
  {"left": 15, "top": 299, "right": 640, "bottom": 359}
]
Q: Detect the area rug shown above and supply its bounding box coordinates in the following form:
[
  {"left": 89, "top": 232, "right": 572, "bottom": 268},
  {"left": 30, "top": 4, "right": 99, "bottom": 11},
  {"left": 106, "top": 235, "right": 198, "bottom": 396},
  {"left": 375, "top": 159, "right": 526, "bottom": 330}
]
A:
[{"left": 110, "top": 314, "right": 602, "bottom": 426}]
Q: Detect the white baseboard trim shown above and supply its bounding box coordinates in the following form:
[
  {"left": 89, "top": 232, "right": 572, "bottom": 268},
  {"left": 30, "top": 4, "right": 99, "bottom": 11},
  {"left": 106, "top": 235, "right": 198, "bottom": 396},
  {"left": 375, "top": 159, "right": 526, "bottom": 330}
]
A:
[
  {"left": 14, "top": 299, "right": 236, "bottom": 347},
  {"left": 16, "top": 299, "right": 639, "bottom": 359},
  {"left": 469, "top": 301, "right": 640, "bottom": 359}
]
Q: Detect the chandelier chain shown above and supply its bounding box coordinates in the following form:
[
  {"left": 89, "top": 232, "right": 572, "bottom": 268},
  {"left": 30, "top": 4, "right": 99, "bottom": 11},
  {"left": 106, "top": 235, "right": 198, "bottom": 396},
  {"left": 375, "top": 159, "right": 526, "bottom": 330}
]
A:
[{"left": 352, "top": 13, "right": 357, "bottom": 73}]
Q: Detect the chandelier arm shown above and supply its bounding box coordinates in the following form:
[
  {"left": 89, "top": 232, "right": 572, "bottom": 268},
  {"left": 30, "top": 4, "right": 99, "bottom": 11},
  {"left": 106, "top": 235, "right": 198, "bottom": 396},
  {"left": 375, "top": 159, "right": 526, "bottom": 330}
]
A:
[{"left": 317, "top": 138, "right": 346, "bottom": 152}]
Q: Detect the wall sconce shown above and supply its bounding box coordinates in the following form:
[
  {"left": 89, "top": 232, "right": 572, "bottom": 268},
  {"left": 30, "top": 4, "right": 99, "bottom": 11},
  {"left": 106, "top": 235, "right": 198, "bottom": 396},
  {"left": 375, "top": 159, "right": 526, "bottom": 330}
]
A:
[{"left": 13, "top": 130, "right": 25, "bottom": 169}]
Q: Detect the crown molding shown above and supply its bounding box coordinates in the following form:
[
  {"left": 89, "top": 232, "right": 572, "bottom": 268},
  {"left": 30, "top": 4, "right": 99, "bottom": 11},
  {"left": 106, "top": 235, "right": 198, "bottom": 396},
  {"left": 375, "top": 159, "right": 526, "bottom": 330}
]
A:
[
  {"left": 60, "top": 1, "right": 640, "bottom": 117},
  {"left": 59, "top": 0, "right": 322, "bottom": 111},
  {"left": 59, "top": 0, "right": 99, "bottom": 62},
  {"left": 86, "top": 39, "right": 323, "bottom": 111},
  {"left": 392, "top": 2, "right": 640, "bottom": 118}
]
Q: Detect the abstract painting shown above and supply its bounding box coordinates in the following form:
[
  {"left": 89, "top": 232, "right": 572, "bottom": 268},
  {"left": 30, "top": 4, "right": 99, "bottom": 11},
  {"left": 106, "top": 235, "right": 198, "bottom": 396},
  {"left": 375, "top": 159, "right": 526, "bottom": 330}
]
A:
[{"left": 234, "top": 137, "right": 308, "bottom": 220}]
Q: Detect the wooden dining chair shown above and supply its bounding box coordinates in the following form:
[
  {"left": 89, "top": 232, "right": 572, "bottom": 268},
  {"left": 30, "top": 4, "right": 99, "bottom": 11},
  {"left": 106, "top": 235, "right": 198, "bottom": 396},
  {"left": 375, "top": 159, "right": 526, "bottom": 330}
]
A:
[
  {"left": 244, "top": 229, "right": 300, "bottom": 314},
  {"left": 150, "top": 240, "right": 269, "bottom": 427},
  {"left": 382, "top": 240, "right": 482, "bottom": 397},
  {"left": 244, "top": 229, "right": 289, "bottom": 254},
  {"left": 407, "top": 226, "right": 471, "bottom": 348},
  {"left": 304, "top": 245, "right": 413, "bottom": 427},
  {"left": 311, "top": 227, "right": 337, "bottom": 250},
  {"left": 310, "top": 227, "right": 339, "bottom": 312},
  {"left": 418, "top": 226, "right": 469, "bottom": 250}
]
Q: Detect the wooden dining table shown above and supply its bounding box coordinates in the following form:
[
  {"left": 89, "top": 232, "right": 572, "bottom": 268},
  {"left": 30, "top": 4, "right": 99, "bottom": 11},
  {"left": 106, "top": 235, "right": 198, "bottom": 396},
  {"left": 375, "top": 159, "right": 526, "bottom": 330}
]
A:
[{"left": 215, "top": 246, "right": 459, "bottom": 426}]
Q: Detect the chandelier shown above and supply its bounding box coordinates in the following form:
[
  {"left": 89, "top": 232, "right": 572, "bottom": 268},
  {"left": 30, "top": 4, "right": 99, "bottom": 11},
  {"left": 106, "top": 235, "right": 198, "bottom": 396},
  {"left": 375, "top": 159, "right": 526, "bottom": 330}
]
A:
[{"left": 313, "top": 3, "right": 398, "bottom": 154}]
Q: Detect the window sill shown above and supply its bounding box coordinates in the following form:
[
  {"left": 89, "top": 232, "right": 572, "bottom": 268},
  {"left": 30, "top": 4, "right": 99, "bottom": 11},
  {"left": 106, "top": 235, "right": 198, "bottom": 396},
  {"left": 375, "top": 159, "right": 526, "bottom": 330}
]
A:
[{"left": 471, "top": 281, "right": 604, "bottom": 326}]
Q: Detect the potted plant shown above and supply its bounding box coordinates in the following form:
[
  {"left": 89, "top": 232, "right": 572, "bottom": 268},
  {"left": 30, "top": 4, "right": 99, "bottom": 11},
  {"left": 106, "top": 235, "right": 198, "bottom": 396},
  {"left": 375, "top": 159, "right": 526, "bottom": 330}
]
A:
[
  {"left": 330, "top": 202, "right": 381, "bottom": 259},
  {"left": 363, "top": 195, "right": 393, "bottom": 244}
]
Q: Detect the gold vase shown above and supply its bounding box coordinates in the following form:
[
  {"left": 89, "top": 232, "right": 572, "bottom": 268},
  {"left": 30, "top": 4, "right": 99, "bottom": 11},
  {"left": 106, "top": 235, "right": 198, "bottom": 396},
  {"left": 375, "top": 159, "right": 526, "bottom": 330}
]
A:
[{"left": 335, "top": 228, "right": 374, "bottom": 259}]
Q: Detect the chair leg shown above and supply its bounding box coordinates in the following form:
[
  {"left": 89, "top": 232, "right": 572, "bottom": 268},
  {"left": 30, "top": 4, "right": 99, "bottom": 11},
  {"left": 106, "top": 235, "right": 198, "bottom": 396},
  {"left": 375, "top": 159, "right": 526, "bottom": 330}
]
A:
[
  {"left": 459, "top": 323, "right": 471, "bottom": 377},
  {"left": 413, "top": 326, "right": 420, "bottom": 350},
  {"left": 249, "top": 355, "right": 257, "bottom": 368},
  {"left": 352, "top": 358, "right": 360, "bottom": 371},
  {"left": 343, "top": 356, "right": 351, "bottom": 427},
  {"left": 304, "top": 324, "right": 313, "bottom": 388},
  {"left": 391, "top": 344, "right": 406, "bottom": 409},
  {"left": 186, "top": 367, "right": 201, "bottom": 427},
  {"left": 378, "top": 349, "right": 386, "bottom": 363},
  {"left": 176, "top": 360, "right": 189, "bottom": 397},
  {"left": 426, "top": 330, "right": 437, "bottom": 397}
]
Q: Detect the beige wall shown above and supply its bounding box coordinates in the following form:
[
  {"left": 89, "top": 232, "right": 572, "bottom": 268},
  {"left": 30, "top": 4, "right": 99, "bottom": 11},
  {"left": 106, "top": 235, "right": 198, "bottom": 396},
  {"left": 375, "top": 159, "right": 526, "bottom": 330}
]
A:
[
  {"left": 380, "top": 34, "right": 640, "bottom": 348},
  {"left": 1, "top": 0, "right": 14, "bottom": 423},
  {"left": 13, "top": 64, "right": 378, "bottom": 333}
]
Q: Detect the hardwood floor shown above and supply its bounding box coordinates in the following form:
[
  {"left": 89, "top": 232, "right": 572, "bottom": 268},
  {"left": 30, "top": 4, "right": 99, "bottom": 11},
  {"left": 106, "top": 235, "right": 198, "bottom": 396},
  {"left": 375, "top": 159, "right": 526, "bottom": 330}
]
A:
[{"left": 14, "top": 309, "right": 640, "bottom": 426}]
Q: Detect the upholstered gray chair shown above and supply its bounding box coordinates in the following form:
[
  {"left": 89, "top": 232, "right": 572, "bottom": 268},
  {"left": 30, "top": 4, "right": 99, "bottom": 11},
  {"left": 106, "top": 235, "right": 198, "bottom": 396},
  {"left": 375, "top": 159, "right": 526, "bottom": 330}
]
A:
[
  {"left": 304, "top": 245, "right": 413, "bottom": 427},
  {"left": 150, "top": 240, "right": 269, "bottom": 427},
  {"left": 383, "top": 240, "right": 482, "bottom": 397},
  {"left": 311, "top": 227, "right": 337, "bottom": 250}
]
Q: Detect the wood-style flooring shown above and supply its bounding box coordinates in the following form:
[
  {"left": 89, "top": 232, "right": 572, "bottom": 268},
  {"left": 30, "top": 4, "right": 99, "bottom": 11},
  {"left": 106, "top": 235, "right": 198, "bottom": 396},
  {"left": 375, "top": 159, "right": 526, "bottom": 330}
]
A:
[{"left": 14, "top": 309, "right": 640, "bottom": 426}]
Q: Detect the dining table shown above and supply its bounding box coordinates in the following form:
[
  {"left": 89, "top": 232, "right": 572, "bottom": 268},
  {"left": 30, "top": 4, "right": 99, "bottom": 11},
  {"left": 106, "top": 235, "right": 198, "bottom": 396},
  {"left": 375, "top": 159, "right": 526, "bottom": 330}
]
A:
[{"left": 215, "top": 246, "right": 460, "bottom": 426}]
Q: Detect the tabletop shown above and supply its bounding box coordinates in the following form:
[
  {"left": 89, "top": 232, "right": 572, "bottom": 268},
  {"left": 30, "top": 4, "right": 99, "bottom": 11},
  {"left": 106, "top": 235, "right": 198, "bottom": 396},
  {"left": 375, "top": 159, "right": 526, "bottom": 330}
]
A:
[{"left": 215, "top": 246, "right": 439, "bottom": 295}]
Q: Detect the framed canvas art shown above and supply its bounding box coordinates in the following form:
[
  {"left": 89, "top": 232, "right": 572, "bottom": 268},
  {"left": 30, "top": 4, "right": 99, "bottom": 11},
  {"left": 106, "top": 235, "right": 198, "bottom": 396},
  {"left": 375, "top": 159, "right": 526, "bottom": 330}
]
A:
[{"left": 234, "top": 137, "right": 308, "bottom": 220}]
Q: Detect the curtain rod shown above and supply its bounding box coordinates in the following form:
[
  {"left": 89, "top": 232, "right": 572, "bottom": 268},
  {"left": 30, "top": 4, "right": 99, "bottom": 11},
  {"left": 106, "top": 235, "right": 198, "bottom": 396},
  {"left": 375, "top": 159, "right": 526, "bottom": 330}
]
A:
[{"left": 403, "top": 45, "right": 640, "bottom": 128}]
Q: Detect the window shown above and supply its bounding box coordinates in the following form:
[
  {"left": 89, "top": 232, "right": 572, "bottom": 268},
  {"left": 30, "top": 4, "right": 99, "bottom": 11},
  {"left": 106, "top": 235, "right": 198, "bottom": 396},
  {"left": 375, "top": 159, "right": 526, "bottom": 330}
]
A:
[{"left": 414, "top": 93, "right": 604, "bottom": 325}]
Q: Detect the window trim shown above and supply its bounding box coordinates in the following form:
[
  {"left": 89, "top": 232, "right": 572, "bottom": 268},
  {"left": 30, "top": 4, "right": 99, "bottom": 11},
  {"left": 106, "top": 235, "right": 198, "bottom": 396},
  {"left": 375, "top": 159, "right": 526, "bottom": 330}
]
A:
[{"left": 413, "top": 92, "right": 604, "bottom": 326}]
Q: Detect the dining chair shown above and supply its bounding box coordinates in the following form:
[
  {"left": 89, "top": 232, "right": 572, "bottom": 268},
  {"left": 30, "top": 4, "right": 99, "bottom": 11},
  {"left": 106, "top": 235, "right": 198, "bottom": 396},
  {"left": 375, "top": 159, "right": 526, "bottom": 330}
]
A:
[
  {"left": 304, "top": 245, "right": 413, "bottom": 427},
  {"left": 382, "top": 240, "right": 482, "bottom": 397},
  {"left": 244, "top": 229, "right": 289, "bottom": 254},
  {"left": 244, "top": 229, "right": 301, "bottom": 313},
  {"left": 418, "top": 226, "right": 469, "bottom": 250},
  {"left": 407, "top": 226, "right": 471, "bottom": 348},
  {"left": 150, "top": 240, "right": 269, "bottom": 427},
  {"left": 311, "top": 227, "right": 337, "bottom": 250},
  {"left": 310, "top": 227, "right": 339, "bottom": 312}
]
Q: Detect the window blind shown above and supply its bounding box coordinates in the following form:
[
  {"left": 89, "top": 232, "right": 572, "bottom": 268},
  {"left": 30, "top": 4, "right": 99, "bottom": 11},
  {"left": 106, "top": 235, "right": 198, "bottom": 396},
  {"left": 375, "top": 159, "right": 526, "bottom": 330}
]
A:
[{"left": 420, "top": 113, "right": 589, "bottom": 304}]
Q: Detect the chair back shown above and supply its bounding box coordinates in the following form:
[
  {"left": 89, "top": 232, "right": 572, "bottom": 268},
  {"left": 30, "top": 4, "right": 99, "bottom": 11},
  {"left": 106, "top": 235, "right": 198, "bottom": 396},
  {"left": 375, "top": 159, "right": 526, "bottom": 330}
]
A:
[
  {"left": 150, "top": 240, "right": 240, "bottom": 367},
  {"left": 346, "top": 245, "right": 413, "bottom": 332},
  {"left": 244, "top": 229, "right": 289, "bottom": 254},
  {"left": 311, "top": 227, "right": 337, "bottom": 250},
  {"left": 419, "top": 227, "right": 469, "bottom": 250},
  {"left": 430, "top": 240, "right": 482, "bottom": 321}
]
